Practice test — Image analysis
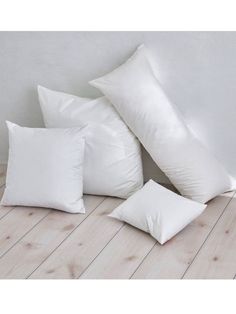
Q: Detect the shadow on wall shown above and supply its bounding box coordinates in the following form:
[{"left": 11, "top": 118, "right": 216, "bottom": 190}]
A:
[{"left": 142, "top": 147, "right": 170, "bottom": 184}]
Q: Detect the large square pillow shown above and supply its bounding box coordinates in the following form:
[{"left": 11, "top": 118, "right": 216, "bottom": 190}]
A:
[
  {"left": 109, "top": 180, "right": 206, "bottom": 245},
  {"left": 38, "top": 86, "right": 143, "bottom": 199},
  {"left": 90, "top": 45, "right": 235, "bottom": 203},
  {"left": 1, "top": 122, "right": 86, "bottom": 213}
]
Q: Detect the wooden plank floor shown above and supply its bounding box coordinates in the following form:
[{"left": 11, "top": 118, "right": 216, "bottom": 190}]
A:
[{"left": 0, "top": 165, "right": 236, "bottom": 279}]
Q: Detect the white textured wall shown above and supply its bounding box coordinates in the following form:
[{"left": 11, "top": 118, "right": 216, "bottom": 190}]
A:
[{"left": 1, "top": 32, "right": 236, "bottom": 183}]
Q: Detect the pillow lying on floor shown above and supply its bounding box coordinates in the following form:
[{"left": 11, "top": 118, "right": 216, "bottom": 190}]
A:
[
  {"left": 90, "top": 45, "right": 235, "bottom": 203},
  {"left": 1, "top": 122, "right": 86, "bottom": 213},
  {"left": 38, "top": 86, "right": 143, "bottom": 199},
  {"left": 109, "top": 180, "right": 206, "bottom": 244}
]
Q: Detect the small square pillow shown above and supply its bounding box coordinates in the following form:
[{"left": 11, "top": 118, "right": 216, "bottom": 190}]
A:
[
  {"left": 109, "top": 180, "right": 206, "bottom": 245},
  {"left": 1, "top": 121, "right": 86, "bottom": 213},
  {"left": 90, "top": 45, "right": 235, "bottom": 203},
  {"left": 38, "top": 86, "right": 143, "bottom": 199}
]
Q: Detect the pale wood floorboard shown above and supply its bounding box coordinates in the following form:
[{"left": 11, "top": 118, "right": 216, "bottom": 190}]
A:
[
  {"left": 0, "top": 195, "right": 104, "bottom": 279},
  {"left": 0, "top": 206, "right": 50, "bottom": 259},
  {"left": 132, "top": 192, "right": 235, "bottom": 279},
  {"left": 183, "top": 194, "right": 236, "bottom": 279},
  {"left": 30, "top": 197, "right": 124, "bottom": 279},
  {"left": 0, "top": 163, "right": 236, "bottom": 279},
  {"left": 80, "top": 224, "right": 156, "bottom": 279}
]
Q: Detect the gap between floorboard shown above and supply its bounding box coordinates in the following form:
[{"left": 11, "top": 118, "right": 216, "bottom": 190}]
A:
[
  {"left": 77, "top": 223, "right": 125, "bottom": 278},
  {"left": 181, "top": 192, "right": 236, "bottom": 279},
  {"left": 26, "top": 196, "right": 106, "bottom": 279},
  {"left": 29, "top": 197, "right": 124, "bottom": 279},
  {"left": 0, "top": 209, "right": 52, "bottom": 260}
]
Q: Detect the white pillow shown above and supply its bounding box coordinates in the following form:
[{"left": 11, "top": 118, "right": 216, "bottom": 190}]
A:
[
  {"left": 38, "top": 86, "right": 143, "bottom": 199},
  {"left": 1, "top": 121, "right": 86, "bottom": 214},
  {"left": 90, "top": 45, "right": 235, "bottom": 203},
  {"left": 109, "top": 180, "right": 206, "bottom": 244}
]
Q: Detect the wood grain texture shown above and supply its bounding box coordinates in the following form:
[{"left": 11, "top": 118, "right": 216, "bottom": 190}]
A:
[
  {"left": 0, "top": 195, "right": 104, "bottom": 279},
  {"left": 183, "top": 195, "right": 236, "bottom": 279},
  {"left": 132, "top": 192, "right": 235, "bottom": 279},
  {"left": 80, "top": 224, "right": 156, "bottom": 279},
  {"left": 0, "top": 159, "right": 235, "bottom": 280},
  {"left": 29, "top": 197, "right": 124, "bottom": 279},
  {"left": 0, "top": 206, "right": 50, "bottom": 259}
]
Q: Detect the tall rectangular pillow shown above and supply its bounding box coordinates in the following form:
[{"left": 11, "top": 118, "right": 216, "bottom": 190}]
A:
[
  {"left": 90, "top": 45, "right": 235, "bottom": 203},
  {"left": 38, "top": 86, "right": 143, "bottom": 199}
]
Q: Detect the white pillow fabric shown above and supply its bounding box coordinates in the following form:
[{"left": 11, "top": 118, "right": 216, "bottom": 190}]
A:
[
  {"left": 90, "top": 45, "right": 235, "bottom": 203},
  {"left": 1, "top": 121, "right": 86, "bottom": 214},
  {"left": 109, "top": 180, "right": 206, "bottom": 244},
  {"left": 38, "top": 86, "right": 143, "bottom": 199}
]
